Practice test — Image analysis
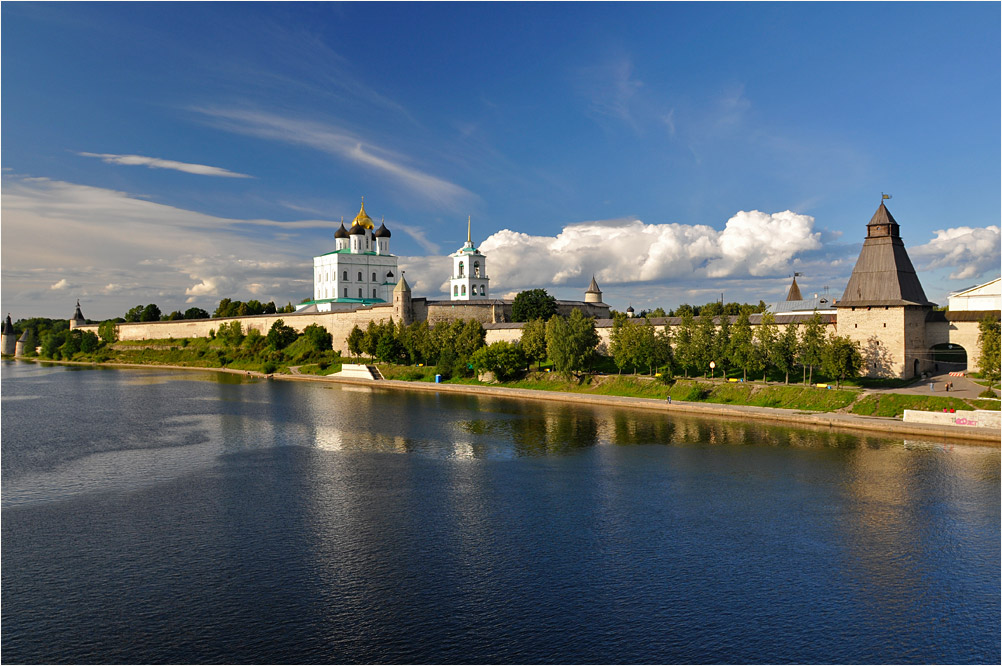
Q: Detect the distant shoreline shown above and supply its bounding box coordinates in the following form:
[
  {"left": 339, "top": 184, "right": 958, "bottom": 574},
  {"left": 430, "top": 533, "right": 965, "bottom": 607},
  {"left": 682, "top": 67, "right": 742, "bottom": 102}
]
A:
[{"left": 7, "top": 357, "right": 1000, "bottom": 446}]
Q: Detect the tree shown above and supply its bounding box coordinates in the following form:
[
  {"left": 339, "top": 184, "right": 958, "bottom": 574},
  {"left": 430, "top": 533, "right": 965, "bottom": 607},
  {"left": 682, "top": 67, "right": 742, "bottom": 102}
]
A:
[
  {"left": 715, "top": 314, "right": 732, "bottom": 378},
  {"left": 520, "top": 318, "right": 548, "bottom": 370},
  {"left": 821, "top": 334, "right": 863, "bottom": 388},
  {"left": 347, "top": 325, "right": 365, "bottom": 358},
  {"left": 302, "top": 324, "right": 333, "bottom": 352},
  {"left": 217, "top": 321, "right": 244, "bottom": 346},
  {"left": 214, "top": 299, "right": 236, "bottom": 318},
  {"left": 184, "top": 307, "right": 210, "bottom": 320},
  {"left": 693, "top": 310, "right": 716, "bottom": 377},
  {"left": 773, "top": 323, "right": 799, "bottom": 385},
  {"left": 546, "top": 310, "right": 598, "bottom": 377},
  {"left": 799, "top": 313, "right": 826, "bottom": 384},
  {"left": 124, "top": 305, "right": 145, "bottom": 322},
  {"left": 267, "top": 319, "right": 298, "bottom": 350},
  {"left": 375, "top": 334, "right": 406, "bottom": 363},
  {"left": 754, "top": 312, "right": 778, "bottom": 382},
  {"left": 977, "top": 314, "right": 1001, "bottom": 387},
  {"left": 609, "top": 313, "right": 634, "bottom": 373},
  {"left": 728, "top": 310, "right": 756, "bottom": 382},
  {"left": 470, "top": 341, "right": 527, "bottom": 381},
  {"left": 40, "top": 330, "right": 64, "bottom": 358},
  {"left": 98, "top": 320, "right": 119, "bottom": 344},
  {"left": 139, "top": 304, "right": 161, "bottom": 322},
  {"left": 512, "top": 289, "right": 557, "bottom": 322},
  {"left": 673, "top": 310, "right": 696, "bottom": 378},
  {"left": 79, "top": 330, "right": 100, "bottom": 353}
]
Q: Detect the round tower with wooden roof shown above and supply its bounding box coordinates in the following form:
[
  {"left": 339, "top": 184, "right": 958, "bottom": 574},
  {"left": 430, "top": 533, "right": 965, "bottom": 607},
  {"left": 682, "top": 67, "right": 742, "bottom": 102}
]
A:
[
  {"left": 1, "top": 314, "right": 16, "bottom": 355},
  {"left": 69, "top": 300, "right": 86, "bottom": 330},
  {"left": 585, "top": 275, "right": 604, "bottom": 304}
]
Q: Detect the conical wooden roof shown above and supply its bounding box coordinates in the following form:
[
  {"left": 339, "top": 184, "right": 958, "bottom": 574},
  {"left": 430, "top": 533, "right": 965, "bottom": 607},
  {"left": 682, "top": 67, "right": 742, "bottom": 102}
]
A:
[
  {"left": 837, "top": 204, "right": 933, "bottom": 307},
  {"left": 785, "top": 276, "right": 802, "bottom": 301}
]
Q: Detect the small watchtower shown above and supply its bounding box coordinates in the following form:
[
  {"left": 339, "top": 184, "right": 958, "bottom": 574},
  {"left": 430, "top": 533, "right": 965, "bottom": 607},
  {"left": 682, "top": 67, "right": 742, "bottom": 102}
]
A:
[
  {"left": 585, "top": 275, "right": 604, "bottom": 304},
  {"left": 1, "top": 314, "right": 16, "bottom": 355},
  {"left": 69, "top": 300, "right": 86, "bottom": 330}
]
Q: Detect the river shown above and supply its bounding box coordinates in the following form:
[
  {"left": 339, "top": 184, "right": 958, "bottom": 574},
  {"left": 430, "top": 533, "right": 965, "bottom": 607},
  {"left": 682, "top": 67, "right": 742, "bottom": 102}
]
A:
[{"left": 2, "top": 361, "right": 999, "bottom": 663}]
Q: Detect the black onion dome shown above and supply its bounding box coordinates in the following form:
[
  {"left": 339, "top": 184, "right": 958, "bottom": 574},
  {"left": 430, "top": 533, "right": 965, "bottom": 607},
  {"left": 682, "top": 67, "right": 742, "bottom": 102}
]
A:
[
  {"left": 334, "top": 222, "right": 349, "bottom": 239},
  {"left": 374, "top": 222, "right": 391, "bottom": 238},
  {"left": 626, "top": 305, "right": 635, "bottom": 313},
  {"left": 348, "top": 223, "right": 366, "bottom": 236}
]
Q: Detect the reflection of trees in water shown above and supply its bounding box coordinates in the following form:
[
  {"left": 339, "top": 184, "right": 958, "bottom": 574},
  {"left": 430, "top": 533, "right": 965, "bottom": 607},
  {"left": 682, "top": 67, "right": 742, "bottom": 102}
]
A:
[
  {"left": 611, "top": 412, "right": 676, "bottom": 446},
  {"left": 509, "top": 405, "right": 600, "bottom": 456}
]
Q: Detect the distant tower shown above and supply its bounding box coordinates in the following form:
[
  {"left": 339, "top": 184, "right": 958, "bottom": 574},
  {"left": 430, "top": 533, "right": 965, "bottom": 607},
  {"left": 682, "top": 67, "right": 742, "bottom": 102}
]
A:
[
  {"left": 1, "top": 314, "right": 16, "bottom": 355},
  {"left": 626, "top": 305, "right": 635, "bottom": 318},
  {"left": 836, "top": 201, "right": 934, "bottom": 379},
  {"left": 785, "top": 275, "right": 803, "bottom": 301},
  {"left": 450, "top": 216, "right": 490, "bottom": 301},
  {"left": 393, "top": 273, "right": 413, "bottom": 326},
  {"left": 69, "top": 300, "right": 86, "bottom": 330},
  {"left": 585, "top": 275, "right": 603, "bottom": 303},
  {"left": 14, "top": 329, "right": 30, "bottom": 356}
]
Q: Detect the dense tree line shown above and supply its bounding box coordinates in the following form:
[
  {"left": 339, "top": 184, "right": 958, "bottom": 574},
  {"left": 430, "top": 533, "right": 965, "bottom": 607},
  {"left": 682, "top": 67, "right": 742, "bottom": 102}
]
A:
[
  {"left": 611, "top": 311, "right": 864, "bottom": 387},
  {"left": 119, "top": 299, "right": 296, "bottom": 323}
]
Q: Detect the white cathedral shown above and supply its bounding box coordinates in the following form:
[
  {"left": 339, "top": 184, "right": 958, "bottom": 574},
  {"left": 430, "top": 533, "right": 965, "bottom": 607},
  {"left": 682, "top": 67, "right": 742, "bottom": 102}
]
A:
[
  {"left": 305, "top": 201, "right": 489, "bottom": 312},
  {"left": 308, "top": 199, "right": 400, "bottom": 311}
]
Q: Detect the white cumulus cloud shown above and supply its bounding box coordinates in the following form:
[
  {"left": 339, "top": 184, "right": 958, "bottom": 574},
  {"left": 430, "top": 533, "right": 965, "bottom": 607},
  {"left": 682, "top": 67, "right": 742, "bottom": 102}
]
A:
[
  {"left": 79, "top": 152, "right": 252, "bottom": 178},
  {"left": 50, "top": 278, "right": 71, "bottom": 290},
  {"left": 478, "top": 210, "right": 822, "bottom": 292},
  {"left": 911, "top": 225, "right": 1001, "bottom": 280}
]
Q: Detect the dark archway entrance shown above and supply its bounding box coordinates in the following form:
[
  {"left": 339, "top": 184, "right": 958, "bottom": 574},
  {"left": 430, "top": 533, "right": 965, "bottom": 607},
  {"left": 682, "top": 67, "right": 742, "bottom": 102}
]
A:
[{"left": 929, "top": 343, "right": 967, "bottom": 373}]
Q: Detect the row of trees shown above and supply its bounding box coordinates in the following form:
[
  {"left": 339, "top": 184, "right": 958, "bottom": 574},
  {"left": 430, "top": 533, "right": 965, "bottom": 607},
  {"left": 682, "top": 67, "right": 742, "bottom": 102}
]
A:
[
  {"left": 119, "top": 299, "right": 297, "bottom": 323},
  {"left": 611, "top": 311, "right": 864, "bottom": 388},
  {"left": 344, "top": 309, "right": 602, "bottom": 380}
]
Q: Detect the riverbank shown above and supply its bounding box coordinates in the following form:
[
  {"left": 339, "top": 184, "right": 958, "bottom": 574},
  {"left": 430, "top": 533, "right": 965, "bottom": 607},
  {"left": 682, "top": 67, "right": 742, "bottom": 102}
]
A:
[{"left": 8, "top": 357, "right": 999, "bottom": 445}]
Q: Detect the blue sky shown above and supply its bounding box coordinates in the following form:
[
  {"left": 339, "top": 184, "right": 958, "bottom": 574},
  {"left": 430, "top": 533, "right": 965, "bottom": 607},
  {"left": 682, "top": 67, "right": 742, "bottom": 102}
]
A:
[{"left": 3, "top": 2, "right": 999, "bottom": 319}]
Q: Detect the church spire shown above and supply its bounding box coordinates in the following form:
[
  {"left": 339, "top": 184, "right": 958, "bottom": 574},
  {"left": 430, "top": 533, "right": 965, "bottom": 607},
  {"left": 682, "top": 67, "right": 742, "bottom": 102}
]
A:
[{"left": 467, "top": 215, "right": 472, "bottom": 246}]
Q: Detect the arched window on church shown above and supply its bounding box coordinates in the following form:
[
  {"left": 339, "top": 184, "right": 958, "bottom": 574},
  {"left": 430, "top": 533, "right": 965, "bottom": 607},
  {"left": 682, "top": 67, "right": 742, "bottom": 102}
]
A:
[
  {"left": 474, "top": 261, "right": 480, "bottom": 277},
  {"left": 480, "top": 285, "right": 485, "bottom": 296},
  {"left": 461, "top": 285, "right": 466, "bottom": 296},
  {"left": 344, "top": 288, "right": 348, "bottom": 298},
  {"left": 372, "top": 272, "right": 376, "bottom": 282},
  {"left": 373, "top": 289, "right": 377, "bottom": 298},
  {"left": 358, "top": 288, "right": 362, "bottom": 298},
  {"left": 358, "top": 271, "right": 362, "bottom": 281},
  {"left": 458, "top": 261, "right": 464, "bottom": 277},
  {"left": 454, "top": 285, "right": 458, "bottom": 297},
  {"left": 343, "top": 271, "right": 348, "bottom": 281}
]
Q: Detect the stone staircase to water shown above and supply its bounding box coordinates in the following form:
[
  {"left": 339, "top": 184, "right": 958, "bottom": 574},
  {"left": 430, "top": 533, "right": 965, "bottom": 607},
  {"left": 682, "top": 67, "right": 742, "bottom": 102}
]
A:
[{"left": 337, "top": 363, "right": 383, "bottom": 380}]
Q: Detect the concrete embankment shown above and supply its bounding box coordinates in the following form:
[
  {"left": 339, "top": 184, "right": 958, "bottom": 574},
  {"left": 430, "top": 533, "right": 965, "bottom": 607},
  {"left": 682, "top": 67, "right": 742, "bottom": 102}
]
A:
[{"left": 9, "top": 358, "right": 1000, "bottom": 445}]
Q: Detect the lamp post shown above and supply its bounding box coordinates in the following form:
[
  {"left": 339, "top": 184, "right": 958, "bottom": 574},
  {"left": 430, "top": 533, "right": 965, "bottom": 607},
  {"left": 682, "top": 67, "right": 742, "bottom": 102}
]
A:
[{"left": 709, "top": 361, "right": 716, "bottom": 380}]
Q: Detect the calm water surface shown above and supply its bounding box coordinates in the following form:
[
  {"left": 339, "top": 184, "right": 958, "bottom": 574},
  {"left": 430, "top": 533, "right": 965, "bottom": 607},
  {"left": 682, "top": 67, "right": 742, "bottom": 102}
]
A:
[{"left": 2, "top": 361, "right": 999, "bottom": 664}]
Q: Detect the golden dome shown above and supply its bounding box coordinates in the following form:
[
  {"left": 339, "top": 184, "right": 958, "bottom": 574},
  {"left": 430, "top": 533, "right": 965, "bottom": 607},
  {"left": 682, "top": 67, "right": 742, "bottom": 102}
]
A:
[{"left": 352, "top": 198, "right": 375, "bottom": 230}]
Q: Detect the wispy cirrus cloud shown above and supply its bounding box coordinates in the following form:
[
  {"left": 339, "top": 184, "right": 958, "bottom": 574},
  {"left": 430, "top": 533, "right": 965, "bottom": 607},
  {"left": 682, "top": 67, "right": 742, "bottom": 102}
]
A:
[
  {"left": 192, "top": 108, "right": 475, "bottom": 210},
  {"left": 0, "top": 175, "right": 317, "bottom": 317},
  {"left": 78, "top": 152, "right": 253, "bottom": 178},
  {"left": 575, "top": 56, "right": 645, "bottom": 129}
]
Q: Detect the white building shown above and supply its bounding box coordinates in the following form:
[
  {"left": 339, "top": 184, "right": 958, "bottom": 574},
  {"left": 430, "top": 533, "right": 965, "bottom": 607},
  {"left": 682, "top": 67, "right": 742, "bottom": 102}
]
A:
[
  {"left": 450, "top": 216, "right": 490, "bottom": 301},
  {"left": 306, "top": 200, "right": 399, "bottom": 312},
  {"left": 947, "top": 277, "right": 1001, "bottom": 312}
]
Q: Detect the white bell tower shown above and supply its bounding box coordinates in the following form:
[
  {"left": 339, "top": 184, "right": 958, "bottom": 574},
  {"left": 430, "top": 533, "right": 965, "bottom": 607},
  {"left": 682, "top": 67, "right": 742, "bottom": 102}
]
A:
[{"left": 450, "top": 216, "right": 489, "bottom": 301}]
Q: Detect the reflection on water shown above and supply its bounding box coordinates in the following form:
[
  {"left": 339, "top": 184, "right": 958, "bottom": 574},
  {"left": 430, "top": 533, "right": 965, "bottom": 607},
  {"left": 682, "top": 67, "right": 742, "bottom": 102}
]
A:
[{"left": 1, "top": 361, "right": 999, "bottom": 664}]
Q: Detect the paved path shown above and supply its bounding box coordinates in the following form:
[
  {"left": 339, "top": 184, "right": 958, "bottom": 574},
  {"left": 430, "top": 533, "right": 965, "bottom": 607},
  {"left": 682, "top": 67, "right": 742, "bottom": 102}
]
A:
[{"left": 869, "top": 372, "right": 997, "bottom": 400}]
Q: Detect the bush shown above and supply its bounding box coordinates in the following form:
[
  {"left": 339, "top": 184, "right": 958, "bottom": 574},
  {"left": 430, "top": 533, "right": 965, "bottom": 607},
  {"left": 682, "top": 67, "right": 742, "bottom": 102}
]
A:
[
  {"left": 267, "top": 320, "right": 297, "bottom": 350},
  {"left": 262, "top": 360, "right": 278, "bottom": 374}
]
